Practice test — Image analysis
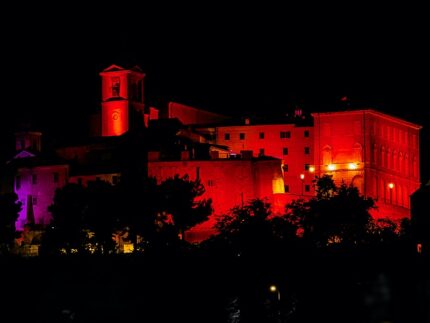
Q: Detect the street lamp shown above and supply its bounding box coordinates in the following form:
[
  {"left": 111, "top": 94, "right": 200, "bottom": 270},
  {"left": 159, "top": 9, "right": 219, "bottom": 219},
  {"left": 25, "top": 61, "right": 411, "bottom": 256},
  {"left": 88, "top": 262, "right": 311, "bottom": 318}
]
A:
[
  {"left": 269, "top": 285, "right": 281, "bottom": 321},
  {"left": 300, "top": 174, "right": 305, "bottom": 196},
  {"left": 388, "top": 183, "right": 394, "bottom": 204}
]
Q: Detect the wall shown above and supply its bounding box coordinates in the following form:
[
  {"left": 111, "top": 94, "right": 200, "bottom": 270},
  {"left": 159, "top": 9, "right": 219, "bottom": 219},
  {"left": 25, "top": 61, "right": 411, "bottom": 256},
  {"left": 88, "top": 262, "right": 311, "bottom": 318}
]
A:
[
  {"left": 216, "top": 123, "right": 314, "bottom": 196},
  {"left": 148, "top": 158, "right": 283, "bottom": 241},
  {"left": 15, "top": 165, "right": 69, "bottom": 230}
]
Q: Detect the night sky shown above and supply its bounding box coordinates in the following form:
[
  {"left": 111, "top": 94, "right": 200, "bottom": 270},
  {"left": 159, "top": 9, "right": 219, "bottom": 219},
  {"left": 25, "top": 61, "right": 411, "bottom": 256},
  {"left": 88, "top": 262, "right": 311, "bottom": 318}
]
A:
[{"left": 2, "top": 4, "right": 429, "bottom": 180}]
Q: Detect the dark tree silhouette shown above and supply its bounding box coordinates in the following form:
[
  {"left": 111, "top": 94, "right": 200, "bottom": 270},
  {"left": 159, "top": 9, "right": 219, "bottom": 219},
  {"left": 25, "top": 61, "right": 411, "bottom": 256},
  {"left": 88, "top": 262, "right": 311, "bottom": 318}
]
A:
[
  {"left": 44, "top": 183, "right": 88, "bottom": 255},
  {"left": 285, "top": 175, "right": 376, "bottom": 247},
  {"left": 159, "top": 174, "right": 212, "bottom": 241},
  {"left": 0, "top": 192, "right": 22, "bottom": 254},
  {"left": 85, "top": 180, "right": 120, "bottom": 254},
  {"left": 215, "top": 199, "right": 274, "bottom": 257}
]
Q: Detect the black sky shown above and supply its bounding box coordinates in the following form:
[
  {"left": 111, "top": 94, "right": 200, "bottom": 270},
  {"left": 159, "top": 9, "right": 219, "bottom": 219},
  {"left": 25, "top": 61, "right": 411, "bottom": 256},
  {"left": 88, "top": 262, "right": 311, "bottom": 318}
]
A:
[{"left": 2, "top": 4, "right": 429, "bottom": 180}]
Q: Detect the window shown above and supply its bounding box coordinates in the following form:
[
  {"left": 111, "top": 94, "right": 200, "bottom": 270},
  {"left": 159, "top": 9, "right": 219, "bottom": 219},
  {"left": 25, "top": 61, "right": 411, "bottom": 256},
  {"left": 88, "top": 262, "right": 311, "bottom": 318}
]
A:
[
  {"left": 282, "top": 164, "right": 289, "bottom": 172},
  {"left": 305, "top": 164, "right": 310, "bottom": 171},
  {"left": 112, "top": 176, "right": 119, "bottom": 185},
  {"left": 53, "top": 172, "right": 59, "bottom": 183},
  {"left": 284, "top": 185, "right": 290, "bottom": 193},
  {"left": 283, "top": 147, "right": 289, "bottom": 155},
  {"left": 32, "top": 196, "right": 38, "bottom": 205},
  {"left": 304, "top": 130, "right": 310, "bottom": 137},
  {"left": 224, "top": 133, "right": 230, "bottom": 140},
  {"left": 305, "top": 185, "right": 310, "bottom": 192},
  {"left": 111, "top": 77, "right": 120, "bottom": 97},
  {"left": 259, "top": 132, "right": 265, "bottom": 139},
  {"left": 259, "top": 148, "right": 265, "bottom": 156},
  {"left": 32, "top": 174, "right": 37, "bottom": 185},
  {"left": 15, "top": 176, "right": 21, "bottom": 190},
  {"left": 280, "top": 131, "right": 291, "bottom": 139},
  {"left": 304, "top": 147, "right": 310, "bottom": 154},
  {"left": 240, "top": 133, "right": 245, "bottom": 140}
]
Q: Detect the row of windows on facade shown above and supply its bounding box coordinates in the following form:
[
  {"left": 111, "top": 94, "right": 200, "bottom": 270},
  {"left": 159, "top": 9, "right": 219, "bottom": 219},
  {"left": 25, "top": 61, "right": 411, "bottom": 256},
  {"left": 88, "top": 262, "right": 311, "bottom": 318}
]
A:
[
  {"left": 284, "top": 184, "right": 311, "bottom": 193},
  {"left": 373, "top": 146, "right": 418, "bottom": 177},
  {"left": 255, "top": 147, "right": 311, "bottom": 157},
  {"left": 373, "top": 124, "right": 418, "bottom": 147},
  {"left": 15, "top": 174, "right": 120, "bottom": 190},
  {"left": 223, "top": 130, "right": 310, "bottom": 141},
  {"left": 282, "top": 164, "right": 313, "bottom": 172}
]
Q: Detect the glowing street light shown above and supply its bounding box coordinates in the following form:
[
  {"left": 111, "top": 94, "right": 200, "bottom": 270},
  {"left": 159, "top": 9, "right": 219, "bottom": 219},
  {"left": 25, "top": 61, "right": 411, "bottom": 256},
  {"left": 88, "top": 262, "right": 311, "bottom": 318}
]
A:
[
  {"left": 388, "top": 182, "right": 394, "bottom": 204},
  {"left": 309, "top": 166, "right": 315, "bottom": 173},
  {"left": 269, "top": 285, "right": 281, "bottom": 321},
  {"left": 327, "top": 164, "right": 336, "bottom": 171},
  {"left": 300, "top": 174, "right": 305, "bottom": 196},
  {"left": 348, "top": 163, "right": 357, "bottom": 170}
]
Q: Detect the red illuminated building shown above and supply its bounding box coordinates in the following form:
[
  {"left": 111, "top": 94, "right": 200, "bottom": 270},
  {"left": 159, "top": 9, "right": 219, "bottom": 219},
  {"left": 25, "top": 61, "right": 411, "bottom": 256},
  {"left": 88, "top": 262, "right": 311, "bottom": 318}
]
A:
[{"left": 2, "top": 64, "right": 422, "bottom": 241}]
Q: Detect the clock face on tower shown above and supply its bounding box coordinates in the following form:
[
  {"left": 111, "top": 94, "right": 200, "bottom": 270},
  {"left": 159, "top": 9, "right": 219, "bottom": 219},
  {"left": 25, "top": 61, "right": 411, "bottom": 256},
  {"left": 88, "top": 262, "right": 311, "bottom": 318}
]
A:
[{"left": 112, "top": 111, "right": 120, "bottom": 120}]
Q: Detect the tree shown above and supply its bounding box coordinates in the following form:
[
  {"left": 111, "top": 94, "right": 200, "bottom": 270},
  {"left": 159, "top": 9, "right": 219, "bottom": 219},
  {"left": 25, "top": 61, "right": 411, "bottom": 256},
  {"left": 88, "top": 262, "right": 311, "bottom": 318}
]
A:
[
  {"left": 43, "top": 183, "right": 88, "bottom": 255},
  {"left": 0, "top": 192, "right": 22, "bottom": 254},
  {"left": 85, "top": 180, "right": 121, "bottom": 254},
  {"left": 159, "top": 175, "right": 212, "bottom": 240},
  {"left": 215, "top": 199, "right": 274, "bottom": 257},
  {"left": 285, "top": 175, "right": 376, "bottom": 248}
]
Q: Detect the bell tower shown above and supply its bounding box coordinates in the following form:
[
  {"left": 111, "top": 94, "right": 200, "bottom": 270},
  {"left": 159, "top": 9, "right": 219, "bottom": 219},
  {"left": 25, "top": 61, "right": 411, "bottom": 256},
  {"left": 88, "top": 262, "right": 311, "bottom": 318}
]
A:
[{"left": 100, "top": 65, "right": 145, "bottom": 136}]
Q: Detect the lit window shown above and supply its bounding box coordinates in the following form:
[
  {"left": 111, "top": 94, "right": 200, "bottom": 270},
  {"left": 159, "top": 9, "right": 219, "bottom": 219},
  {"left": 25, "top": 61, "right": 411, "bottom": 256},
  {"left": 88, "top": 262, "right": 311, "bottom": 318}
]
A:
[
  {"left": 284, "top": 185, "right": 290, "bottom": 193},
  {"left": 53, "top": 172, "right": 59, "bottom": 183},
  {"left": 304, "top": 147, "right": 310, "bottom": 154},
  {"left": 32, "top": 174, "right": 37, "bottom": 185},
  {"left": 304, "top": 130, "right": 310, "bottom": 137},
  {"left": 305, "top": 185, "right": 310, "bottom": 192},
  {"left": 283, "top": 147, "right": 289, "bottom": 155},
  {"left": 224, "top": 133, "right": 230, "bottom": 140},
  {"left": 240, "top": 133, "right": 245, "bottom": 140},
  {"left": 259, "top": 132, "right": 265, "bottom": 139}
]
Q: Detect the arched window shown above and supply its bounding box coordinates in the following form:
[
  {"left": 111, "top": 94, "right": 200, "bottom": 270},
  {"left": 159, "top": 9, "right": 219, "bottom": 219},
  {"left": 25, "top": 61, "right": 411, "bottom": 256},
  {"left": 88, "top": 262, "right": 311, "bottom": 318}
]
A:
[
  {"left": 322, "top": 145, "right": 332, "bottom": 166},
  {"left": 405, "top": 154, "right": 409, "bottom": 176},
  {"left": 353, "top": 143, "right": 363, "bottom": 162},
  {"left": 399, "top": 152, "right": 404, "bottom": 175}
]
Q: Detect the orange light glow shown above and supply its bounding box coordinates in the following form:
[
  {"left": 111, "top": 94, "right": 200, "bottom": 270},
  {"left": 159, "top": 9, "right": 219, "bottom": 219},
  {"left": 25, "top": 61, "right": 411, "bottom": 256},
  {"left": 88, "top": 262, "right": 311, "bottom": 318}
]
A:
[
  {"left": 269, "top": 285, "right": 277, "bottom": 292},
  {"left": 388, "top": 183, "right": 394, "bottom": 189},
  {"left": 327, "top": 164, "right": 336, "bottom": 171},
  {"left": 309, "top": 166, "right": 315, "bottom": 173},
  {"left": 300, "top": 174, "right": 305, "bottom": 180},
  {"left": 348, "top": 163, "right": 357, "bottom": 170}
]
